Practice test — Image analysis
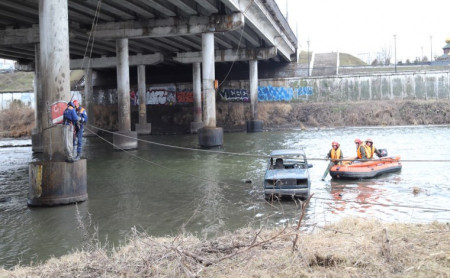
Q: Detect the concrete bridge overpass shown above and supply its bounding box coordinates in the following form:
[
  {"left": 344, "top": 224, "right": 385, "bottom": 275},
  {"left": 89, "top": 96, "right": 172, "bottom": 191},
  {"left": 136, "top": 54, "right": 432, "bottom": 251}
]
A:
[{"left": 0, "top": 0, "right": 297, "bottom": 206}]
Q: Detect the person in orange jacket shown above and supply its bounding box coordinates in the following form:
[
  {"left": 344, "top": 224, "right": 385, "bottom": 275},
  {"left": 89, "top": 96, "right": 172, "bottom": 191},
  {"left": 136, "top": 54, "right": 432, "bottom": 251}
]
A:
[
  {"left": 322, "top": 141, "right": 343, "bottom": 180},
  {"left": 355, "top": 138, "right": 366, "bottom": 159}
]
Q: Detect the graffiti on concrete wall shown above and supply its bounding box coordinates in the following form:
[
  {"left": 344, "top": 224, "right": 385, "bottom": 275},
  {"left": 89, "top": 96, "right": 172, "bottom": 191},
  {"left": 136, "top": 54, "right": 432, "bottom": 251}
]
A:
[
  {"left": 258, "top": 86, "right": 313, "bottom": 101},
  {"left": 258, "top": 85, "right": 293, "bottom": 101},
  {"left": 176, "top": 89, "right": 194, "bottom": 104},
  {"left": 147, "top": 86, "right": 176, "bottom": 105},
  {"left": 219, "top": 88, "right": 250, "bottom": 102},
  {"left": 296, "top": 86, "right": 313, "bottom": 96}
]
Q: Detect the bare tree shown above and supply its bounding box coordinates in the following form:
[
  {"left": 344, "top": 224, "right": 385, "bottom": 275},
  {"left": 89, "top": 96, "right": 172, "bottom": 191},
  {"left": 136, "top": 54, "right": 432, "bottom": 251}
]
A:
[{"left": 378, "top": 46, "right": 391, "bottom": 65}]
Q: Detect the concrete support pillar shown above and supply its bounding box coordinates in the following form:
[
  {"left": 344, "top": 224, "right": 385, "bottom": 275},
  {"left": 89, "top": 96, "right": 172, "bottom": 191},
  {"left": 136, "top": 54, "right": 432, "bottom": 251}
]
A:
[
  {"left": 113, "top": 38, "right": 138, "bottom": 149},
  {"left": 135, "top": 64, "right": 151, "bottom": 134},
  {"left": 83, "top": 67, "right": 95, "bottom": 136},
  {"left": 190, "top": 62, "right": 203, "bottom": 133},
  {"left": 32, "top": 43, "right": 43, "bottom": 152},
  {"left": 198, "top": 32, "right": 223, "bottom": 147},
  {"left": 29, "top": 0, "right": 87, "bottom": 206},
  {"left": 247, "top": 60, "right": 263, "bottom": 132}
]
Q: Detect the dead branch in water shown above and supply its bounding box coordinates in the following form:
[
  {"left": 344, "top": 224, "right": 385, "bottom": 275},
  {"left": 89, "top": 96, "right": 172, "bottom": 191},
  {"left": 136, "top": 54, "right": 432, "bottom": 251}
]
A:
[{"left": 292, "top": 193, "right": 313, "bottom": 251}]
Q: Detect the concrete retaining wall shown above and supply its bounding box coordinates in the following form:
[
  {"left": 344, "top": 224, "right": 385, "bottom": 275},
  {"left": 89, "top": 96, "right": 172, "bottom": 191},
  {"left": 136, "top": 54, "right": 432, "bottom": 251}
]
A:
[
  {"left": 280, "top": 71, "right": 450, "bottom": 102},
  {"left": 92, "top": 71, "right": 450, "bottom": 106},
  {"left": 0, "top": 91, "right": 34, "bottom": 110}
]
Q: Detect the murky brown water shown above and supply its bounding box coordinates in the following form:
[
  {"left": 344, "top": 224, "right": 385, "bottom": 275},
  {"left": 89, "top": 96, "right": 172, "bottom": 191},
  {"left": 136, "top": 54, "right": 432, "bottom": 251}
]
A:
[{"left": 1, "top": 126, "right": 449, "bottom": 268}]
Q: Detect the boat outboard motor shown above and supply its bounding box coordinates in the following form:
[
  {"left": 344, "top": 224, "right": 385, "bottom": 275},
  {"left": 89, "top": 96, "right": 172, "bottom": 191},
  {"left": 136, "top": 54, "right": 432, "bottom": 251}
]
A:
[{"left": 378, "top": 149, "right": 388, "bottom": 157}]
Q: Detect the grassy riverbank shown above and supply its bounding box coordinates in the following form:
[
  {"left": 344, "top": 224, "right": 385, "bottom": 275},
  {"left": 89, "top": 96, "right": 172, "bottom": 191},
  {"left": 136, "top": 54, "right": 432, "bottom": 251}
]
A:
[{"left": 1, "top": 218, "right": 448, "bottom": 277}]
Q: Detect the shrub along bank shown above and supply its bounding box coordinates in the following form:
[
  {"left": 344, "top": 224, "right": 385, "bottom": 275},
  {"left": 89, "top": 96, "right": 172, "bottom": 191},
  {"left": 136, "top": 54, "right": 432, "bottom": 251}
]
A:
[
  {"left": 1, "top": 99, "right": 450, "bottom": 138},
  {"left": 0, "top": 100, "right": 34, "bottom": 138},
  {"left": 90, "top": 99, "right": 450, "bottom": 134}
]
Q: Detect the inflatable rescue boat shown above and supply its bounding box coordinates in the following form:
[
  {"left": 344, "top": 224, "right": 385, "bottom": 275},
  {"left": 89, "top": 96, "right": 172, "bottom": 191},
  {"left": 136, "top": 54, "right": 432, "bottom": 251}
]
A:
[{"left": 330, "top": 156, "right": 402, "bottom": 179}]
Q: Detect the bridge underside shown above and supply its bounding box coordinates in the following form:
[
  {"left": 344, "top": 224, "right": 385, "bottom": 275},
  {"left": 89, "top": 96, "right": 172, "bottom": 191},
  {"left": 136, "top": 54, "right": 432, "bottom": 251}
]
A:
[{"left": 0, "top": 0, "right": 297, "bottom": 70}]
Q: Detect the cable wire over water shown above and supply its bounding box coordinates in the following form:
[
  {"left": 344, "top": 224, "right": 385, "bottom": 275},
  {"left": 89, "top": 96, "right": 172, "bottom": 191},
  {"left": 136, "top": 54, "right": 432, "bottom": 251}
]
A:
[
  {"left": 85, "top": 126, "right": 450, "bottom": 213},
  {"left": 87, "top": 125, "right": 450, "bottom": 163}
]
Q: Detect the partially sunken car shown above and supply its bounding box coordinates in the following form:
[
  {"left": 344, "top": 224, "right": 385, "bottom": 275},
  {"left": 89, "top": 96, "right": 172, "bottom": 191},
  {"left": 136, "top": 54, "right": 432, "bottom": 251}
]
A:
[{"left": 264, "top": 149, "right": 313, "bottom": 200}]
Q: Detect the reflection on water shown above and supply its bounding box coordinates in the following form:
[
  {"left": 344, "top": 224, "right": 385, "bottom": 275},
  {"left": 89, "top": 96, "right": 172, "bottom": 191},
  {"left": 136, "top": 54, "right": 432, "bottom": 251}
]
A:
[{"left": 1, "top": 126, "right": 450, "bottom": 268}]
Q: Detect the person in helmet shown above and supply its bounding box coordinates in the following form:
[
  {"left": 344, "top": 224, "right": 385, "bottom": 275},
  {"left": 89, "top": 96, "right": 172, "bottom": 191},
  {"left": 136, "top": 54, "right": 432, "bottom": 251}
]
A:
[
  {"left": 354, "top": 138, "right": 367, "bottom": 160},
  {"left": 322, "top": 141, "right": 343, "bottom": 180},
  {"left": 73, "top": 99, "right": 88, "bottom": 160},
  {"left": 363, "top": 138, "right": 382, "bottom": 159},
  {"left": 62, "top": 101, "right": 79, "bottom": 162}
]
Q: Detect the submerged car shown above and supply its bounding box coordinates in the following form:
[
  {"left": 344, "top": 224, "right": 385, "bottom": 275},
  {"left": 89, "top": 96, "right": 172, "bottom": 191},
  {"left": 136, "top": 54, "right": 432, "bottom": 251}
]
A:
[{"left": 264, "top": 149, "right": 313, "bottom": 200}]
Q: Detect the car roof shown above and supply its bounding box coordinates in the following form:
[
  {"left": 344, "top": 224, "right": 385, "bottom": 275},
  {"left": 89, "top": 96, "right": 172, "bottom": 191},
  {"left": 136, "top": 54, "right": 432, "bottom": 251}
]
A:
[{"left": 269, "top": 149, "right": 306, "bottom": 156}]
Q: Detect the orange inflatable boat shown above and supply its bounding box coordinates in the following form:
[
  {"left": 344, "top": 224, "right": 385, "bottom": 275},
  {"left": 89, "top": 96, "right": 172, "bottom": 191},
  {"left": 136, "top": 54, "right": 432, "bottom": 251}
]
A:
[{"left": 330, "top": 156, "right": 402, "bottom": 179}]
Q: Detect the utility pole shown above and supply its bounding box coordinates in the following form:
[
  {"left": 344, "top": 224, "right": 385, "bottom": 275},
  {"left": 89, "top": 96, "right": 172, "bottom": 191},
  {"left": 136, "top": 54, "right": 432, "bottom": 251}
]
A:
[
  {"left": 393, "top": 35, "right": 397, "bottom": 73},
  {"left": 430, "top": 35, "right": 433, "bottom": 63},
  {"left": 285, "top": 0, "right": 288, "bottom": 21},
  {"left": 307, "top": 40, "right": 310, "bottom": 77}
]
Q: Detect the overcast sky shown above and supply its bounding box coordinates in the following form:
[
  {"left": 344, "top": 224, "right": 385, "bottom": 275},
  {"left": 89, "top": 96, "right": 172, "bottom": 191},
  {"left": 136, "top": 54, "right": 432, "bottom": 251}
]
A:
[{"left": 276, "top": 0, "right": 450, "bottom": 63}]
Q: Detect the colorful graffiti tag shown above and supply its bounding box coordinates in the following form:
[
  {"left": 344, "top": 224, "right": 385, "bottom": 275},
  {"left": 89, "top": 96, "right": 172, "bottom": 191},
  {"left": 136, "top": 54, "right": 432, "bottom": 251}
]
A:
[
  {"left": 176, "top": 90, "right": 194, "bottom": 104},
  {"left": 146, "top": 87, "right": 176, "bottom": 105},
  {"left": 296, "top": 86, "right": 313, "bottom": 96},
  {"left": 219, "top": 88, "right": 250, "bottom": 102},
  {"left": 258, "top": 86, "right": 313, "bottom": 102},
  {"left": 258, "top": 85, "right": 294, "bottom": 101}
]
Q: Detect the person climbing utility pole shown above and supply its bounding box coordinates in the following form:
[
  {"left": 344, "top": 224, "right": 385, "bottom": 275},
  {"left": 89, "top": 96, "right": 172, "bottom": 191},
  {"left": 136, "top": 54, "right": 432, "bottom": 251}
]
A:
[
  {"left": 73, "top": 99, "right": 88, "bottom": 160},
  {"left": 322, "top": 141, "right": 343, "bottom": 180},
  {"left": 62, "top": 101, "right": 79, "bottom": 162}
]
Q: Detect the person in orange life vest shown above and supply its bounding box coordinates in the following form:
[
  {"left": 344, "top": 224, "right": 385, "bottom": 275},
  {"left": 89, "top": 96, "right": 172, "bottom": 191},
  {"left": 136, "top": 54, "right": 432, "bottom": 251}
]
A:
[
  {"left": 355, "top": 138, "right": 367, "bottom": 159},
  {"left": 73, "top": 99, "right": 88, "bottom": 160},
  {"left": 363, "top": 138, "right": 382, "bottom": 159},
  {"left": 322, "top": 141, "right": 343, "bottom": 180},
  {"left": 63, "top": 101, "right": 79, "bottom": 162}
]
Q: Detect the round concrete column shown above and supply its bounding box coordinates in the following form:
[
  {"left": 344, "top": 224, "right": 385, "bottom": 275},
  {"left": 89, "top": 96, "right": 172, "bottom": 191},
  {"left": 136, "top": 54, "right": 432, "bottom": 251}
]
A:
[
  {"left": 135, "top": 63, "right": 151, "bottom": 134},
  {"left": 83, "top": 67, "right": 96, "bottom": 137},
  {"left": 28, "top": 0, "right": 87, "bottom": 206},
  {"left": 32, "top": 43, "right": 43, "bottom": 152},
  {"left": 114, "top": 38, "right": 137, "bottom": 149},
  {"left": 191, "top": 62, "right": 203, "bottom": 133},
  {"left": 247, "top": 60, "right": 263, "bottom": 132},
  {"left": 198, "top": 32, "right": 223, "bottom": 147}
]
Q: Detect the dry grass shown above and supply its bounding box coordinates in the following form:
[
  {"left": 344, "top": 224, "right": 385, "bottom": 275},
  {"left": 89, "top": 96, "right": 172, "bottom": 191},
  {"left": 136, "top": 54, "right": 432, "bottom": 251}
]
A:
[
  {"left": 0, "top": 72, "right": 34, "bottom": 92},
  {"left": 1, "top": 100, "right": 450, "bottom": 138},
  {"left": 1, "top": 218, "right": 449, "bottom": 278},
  {"left": 0, "top": 101, "right": 34, "bottom": 138}
]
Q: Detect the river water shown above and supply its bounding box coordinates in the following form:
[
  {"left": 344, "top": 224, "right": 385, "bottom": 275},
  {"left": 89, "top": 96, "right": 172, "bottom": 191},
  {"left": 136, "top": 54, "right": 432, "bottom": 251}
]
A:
[{"left": 1, "top": 125, "right": 449, "bottom": 268}]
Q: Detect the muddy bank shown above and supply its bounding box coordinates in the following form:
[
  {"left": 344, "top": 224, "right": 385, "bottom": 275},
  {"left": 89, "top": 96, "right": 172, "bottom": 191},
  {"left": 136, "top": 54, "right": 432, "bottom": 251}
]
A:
[
  {"left": 1, "top": 218, "right": 448, "bottom": 277},
  {"left": 90, "top": 99, "right": 450, "bottom": 134}
]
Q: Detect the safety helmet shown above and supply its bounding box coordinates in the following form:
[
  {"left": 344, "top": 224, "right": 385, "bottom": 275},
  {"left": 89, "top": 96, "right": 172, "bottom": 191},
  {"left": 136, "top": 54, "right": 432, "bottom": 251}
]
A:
[
  {"left": 331, "top": 141, "right": 340, "bottom": 147},
  {"left": 354, "top": 138, "right": 362, "bottom": 144},
  {"left": 67, "top": 101, "right": 74, "bottom": 107},
  {"left": 365, "top": 138, "right": 373, "bottom": 144},
  {"left": 73, "top": 99, "right": 79, "bottom": 106}
]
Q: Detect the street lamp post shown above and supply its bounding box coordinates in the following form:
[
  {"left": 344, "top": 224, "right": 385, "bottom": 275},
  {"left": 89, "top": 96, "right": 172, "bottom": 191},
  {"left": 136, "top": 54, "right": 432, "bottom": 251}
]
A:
[
  {"left": 393, "top": 35, "right": 397, "bottom": 73},
  {"left": 430, "top": 35, "right": 433, "bottom": 63},
  {"left": 307, "top": 40, "right": 310, "bottom": 77},
  {"left": 421, "top": 46, "right": 423, "bottom": 62}
]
